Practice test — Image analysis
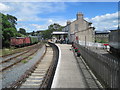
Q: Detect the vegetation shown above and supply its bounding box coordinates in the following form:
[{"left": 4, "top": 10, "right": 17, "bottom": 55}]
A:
[
  {"left": 95, "top": 40, "right": 108, "bottom": 43},
  {"left": 1, "top": 13, "right": 27, "bottom": 48},
  {"left": 21, "top": 60, "right": 28, "bottom": 63},
  {"left": 21, "top": 56, "right": 33, "bottom": 64},
  {"left": 1, "top": 12, "right": 63, "bottom": 48},
  {"left": 28, "top": 23, "right": 64, "bottom": 39},
  {"left": 42, "top": 23, "right": 64, "bottom": 39},
  {"left": 1, "top": 13, "right": 17, "bottom": 47},
  {"left": 99, "top": 40, "right": 108, "bottom": 43},
  {"left": 18, "top": 28, "right": 27, "bottom": 35},
  {"left": 2, "top": 48, "right": 15, "bottom": 56},
  {"left": 28, "top": 56, "right": 33, "bottom": 60}
]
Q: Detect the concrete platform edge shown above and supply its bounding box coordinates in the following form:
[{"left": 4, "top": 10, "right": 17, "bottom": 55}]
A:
[{"left": 51, "top": 44, "right": 61, "bottom": 88}]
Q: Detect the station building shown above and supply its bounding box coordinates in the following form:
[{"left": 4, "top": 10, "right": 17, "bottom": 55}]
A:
[{"left": 62, "top": 12, "right": 95, "bottom": 45}]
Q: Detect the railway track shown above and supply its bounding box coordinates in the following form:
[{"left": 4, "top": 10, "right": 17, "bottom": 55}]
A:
[
  {"left": 1, "top": 50, "right": 30, "bottom": 64},
  {"left": 0, "top": 44, "right": 43, "bottom": 72},
  {"left": 1, "top": 43, "right": 40, "bottom": 58},
  {"left": 20, "top": 46, "right": 53, "bottom": 88},
  {"left": 1, "top": 43, "right": 40, "bottom": 63},
  {"left": 5, "top": 43, "right": 59, "bottom": 89}
]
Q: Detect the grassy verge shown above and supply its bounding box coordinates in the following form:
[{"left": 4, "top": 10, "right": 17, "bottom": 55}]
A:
[
  {"left": 2, "top": 42, "right": 43, "bottom": 56},
  {"left": 2, "top": 47, "right": 16, "bottom": 56}
]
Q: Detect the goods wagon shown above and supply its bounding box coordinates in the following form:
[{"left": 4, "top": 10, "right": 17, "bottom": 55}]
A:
[
  {"left": 109, "top": 30, "right": 120, "bottom": 55},
  {"left": 29, "top": 36, "right": 38, "bottom": 44},
  {"left": 24, "top": 37, "right": 31, "bottom": 45},
  {"left": 10, "top": 36, "right": 39, "bottom": 47},
  {"left": 11, "top": 37, "right": 24, "bottom": 47}
]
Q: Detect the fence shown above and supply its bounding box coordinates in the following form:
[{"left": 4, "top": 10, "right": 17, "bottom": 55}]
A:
[{"left": 75, "top": 43, "right": 120, "bottom": 88}]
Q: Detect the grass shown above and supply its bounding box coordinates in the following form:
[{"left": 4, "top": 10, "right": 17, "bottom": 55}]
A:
[
  {"left": 2, "top": 47, "right": 17, "bottom": 56},
  {"left": 2, "top": 42, "right": 44, "bottom": 56},
  {"left": 21, "top": 60, "right": 28, "bottom": 63},
  {"left": 21, "top": 56, "right": 33, "bottom": 64},
  {"left": 2, "top": 43, "right": 37, "bottom": 56},
  {"left": 28, "top": 57, "right": 33, "bottom": 60},
  {"left": 95, "top": 40, "right": 108, "bottom": 44}
]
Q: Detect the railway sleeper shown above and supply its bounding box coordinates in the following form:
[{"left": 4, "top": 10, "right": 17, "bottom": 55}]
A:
[
  {"left": 3, "top": 43, "right": 58, "bottom": 89},
  {"left": 18, "top": 46, "right": 54, "bottom": 89}
]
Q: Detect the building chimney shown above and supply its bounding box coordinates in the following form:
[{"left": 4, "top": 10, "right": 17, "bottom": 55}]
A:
[
  {"left": 76, "top": 12, "right": 83, "bottom": 20},
  {"left": 67, "top": 21, "right": 71, "bottom": 25}
]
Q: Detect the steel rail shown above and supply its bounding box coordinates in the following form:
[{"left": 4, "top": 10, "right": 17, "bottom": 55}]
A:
[
  {"left": 1, "top": 43, "right": 42, "bottom": 64},
  {"left": 5, "top": 42, "right": 59, "bottom": 89},
  {"left": 1, "top": 43, "right": 40, "bottom": 58},
  {"left": 6, "top": 45, "right": 47, "bottom": 88},
  {"left": 0, "top": 44, "right": 43, "bottom": 72}
]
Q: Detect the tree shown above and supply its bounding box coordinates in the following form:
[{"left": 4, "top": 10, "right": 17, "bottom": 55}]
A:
[
  {"left": 18, "top": 28, "right": 26, "bottom": 35},
  {"left": 31, "top": 31, "right": 35, "bottom": 36},
  {"left": 7, "top": 14, "right": 17, "bottom": 27},
  {"left": 42, "top": 23, "right": 64, "bottom": 39},
  {"left": 42, "top": 30, "right": 52, "bottom": 39},
  {"left": 48, "top": 23, "right": 64, "bottom": 31},
  {"left": 2, "top": 27, "right": 17, "bottom": 47},
  {"left": 1, "top": 13, "right": 18, "bottom": 47}
]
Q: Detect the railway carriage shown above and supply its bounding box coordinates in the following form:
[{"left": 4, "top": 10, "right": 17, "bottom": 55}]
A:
[
  {"left": 11, "top": 37, "right": 25, "bottom": 47},
  {"left": 109, "top": 30, "right": 120, "bottom": 55},
  {"left": 10, "top": 36, "right": 39, "bottom": 47},
  {"left": 24, "top": 37, "right": 31, "bottom": 45},
  {"left": 29, "top": 36, "right": 39, "bottom": 44}
]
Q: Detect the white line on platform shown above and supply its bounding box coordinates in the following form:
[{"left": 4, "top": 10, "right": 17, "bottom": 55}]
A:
[{"left": 51, "top": 44, "right": 61, "bottom": 88}]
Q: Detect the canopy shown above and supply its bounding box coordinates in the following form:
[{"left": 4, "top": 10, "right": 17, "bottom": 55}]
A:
[{"left": 52, "top": 31, "right": 68, "bottom": 35}]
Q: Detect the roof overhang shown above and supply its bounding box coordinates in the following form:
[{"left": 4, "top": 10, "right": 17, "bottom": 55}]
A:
[{"left": 52, "top": 31, "right": 68, "bottom": 35}]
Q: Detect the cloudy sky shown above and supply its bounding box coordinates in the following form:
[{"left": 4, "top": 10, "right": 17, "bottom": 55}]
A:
[{"left": 0, "top": 2, "right": 119, "bottom": 32}]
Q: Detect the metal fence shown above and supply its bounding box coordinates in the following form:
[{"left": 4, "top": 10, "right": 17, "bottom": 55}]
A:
[{"left": 75, "top": 43, "right": 120, "bottom": 88}]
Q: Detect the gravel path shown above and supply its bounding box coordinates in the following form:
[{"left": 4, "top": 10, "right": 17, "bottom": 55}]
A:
[{"left": 1, "top": 45, "right": 46, "bottom": 89}]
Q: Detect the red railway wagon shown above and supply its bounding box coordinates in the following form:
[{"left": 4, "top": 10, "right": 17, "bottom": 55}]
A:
[
  {"left": 11, "top": 37, "right": 24, "bottom": 46},
  {"left": 10, "top": 38, "right": 16, "bottom": 46},
  {"left": 24, "top": 37, "right": 30, "bottom": 45}
]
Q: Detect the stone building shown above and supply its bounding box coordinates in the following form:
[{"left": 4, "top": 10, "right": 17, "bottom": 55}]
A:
[
  {"left": 95, "top": 31, "right": 109, "bottom": 43},
  {"left": 62, "top": 12, "right": 95, "bottom": 45}
]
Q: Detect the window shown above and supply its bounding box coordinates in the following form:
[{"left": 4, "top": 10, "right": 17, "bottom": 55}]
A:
[{"left": 75, "top": 24, "right": 78, "bottom": 31}]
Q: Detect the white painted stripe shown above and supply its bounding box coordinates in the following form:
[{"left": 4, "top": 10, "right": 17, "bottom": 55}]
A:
[{"left": 51, "top": 44, "right": 61, "bottom": 88}]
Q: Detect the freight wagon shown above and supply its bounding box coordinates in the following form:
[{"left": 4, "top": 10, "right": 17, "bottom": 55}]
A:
[
  {"left": 10, "top": 36, "right": 39, "bottom": 47},
  {"left": 11, "top": 37, "right": 25, "bottom": 47},
  {"left": 109, "top": 30, "right": 120, "bottom": 55},
  {"left": 29, "top": 36, "right": 38, "bottom": 44},
  {"left": 24, "top": 37, "right": 31, "bottom": 45}
]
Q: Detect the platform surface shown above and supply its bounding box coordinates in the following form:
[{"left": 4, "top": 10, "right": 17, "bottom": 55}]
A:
[{"left": 51, "top": 44, "right": 87, "bottom": 88}]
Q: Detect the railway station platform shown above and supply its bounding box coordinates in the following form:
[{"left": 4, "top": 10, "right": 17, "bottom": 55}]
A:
[{"left": 51, "top": 44, "right": 88, "bottom": 88}]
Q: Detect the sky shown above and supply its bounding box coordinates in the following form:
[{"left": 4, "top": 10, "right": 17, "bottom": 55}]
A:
[{"left": 0, "top": 2, "right": 119, "bottom": 32}]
